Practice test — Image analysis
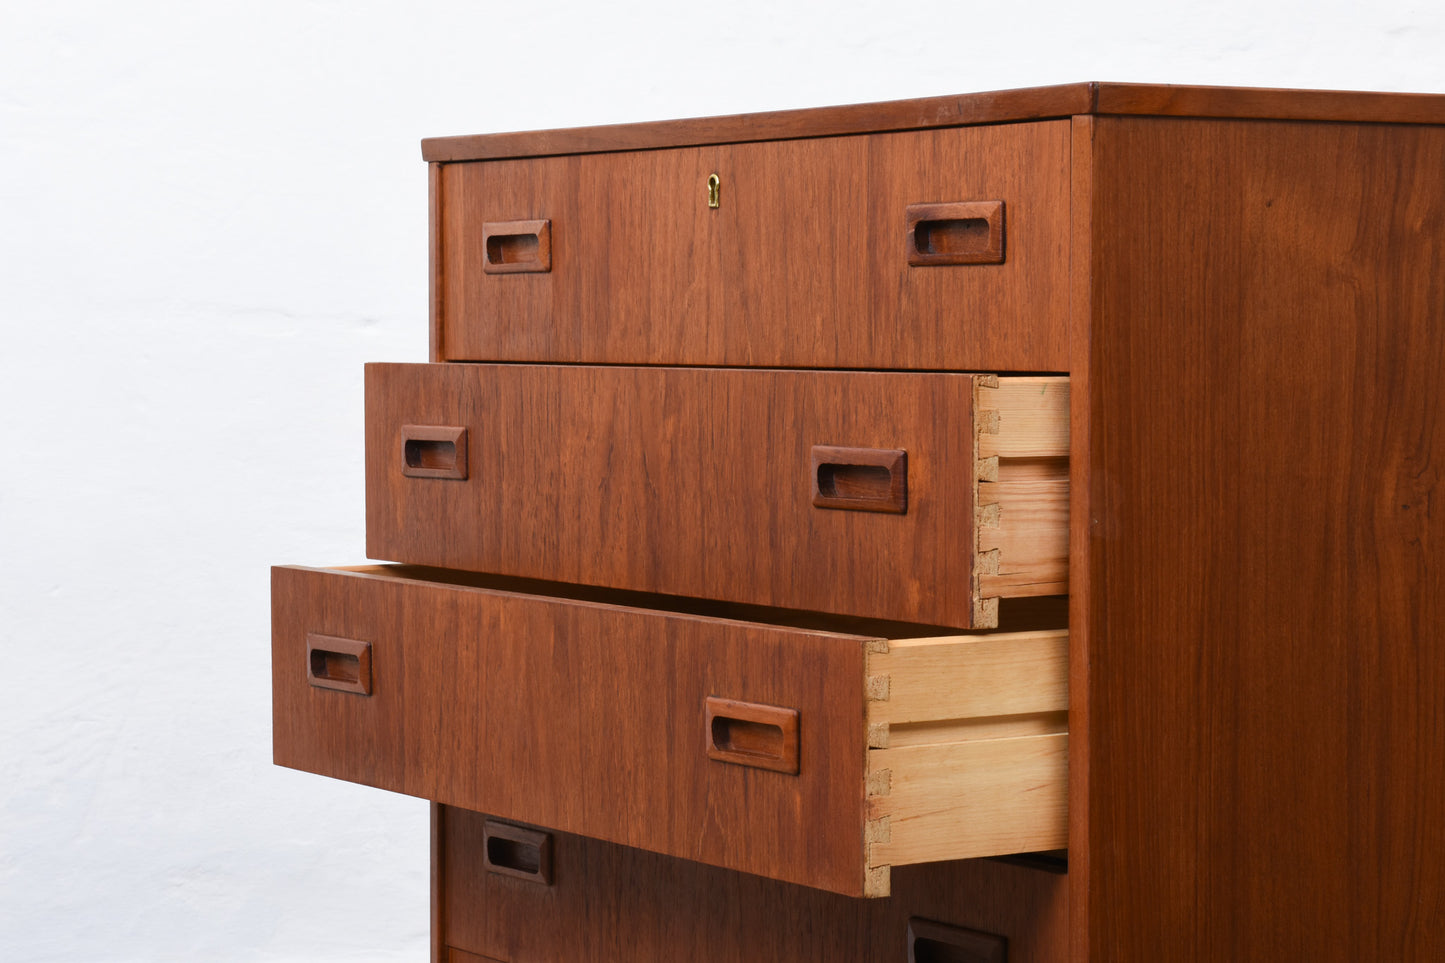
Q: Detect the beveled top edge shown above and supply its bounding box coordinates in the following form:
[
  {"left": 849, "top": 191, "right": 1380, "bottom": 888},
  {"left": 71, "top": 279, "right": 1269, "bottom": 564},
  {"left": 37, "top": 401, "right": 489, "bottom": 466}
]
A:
[
  {"left": 420, "top": 83, "right": 1093, "bottom": 162},
  {"left": 420, "top": 82, "right": 1445, "bottom": 162}
]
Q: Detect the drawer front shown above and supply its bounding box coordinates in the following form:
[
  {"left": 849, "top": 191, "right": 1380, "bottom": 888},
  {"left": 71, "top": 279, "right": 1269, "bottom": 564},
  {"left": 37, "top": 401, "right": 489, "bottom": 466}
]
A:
[
  {"left": 272, "top": 565, "right": 1068, "bottom": 897},
  {"left": 433, "top": 121, "right": 1070, "bottom": 370},
  {"left": 438, "top": 808, "right": 1070, "bottom": 963},
  {"left": 273, "top": 564, "right": 873, "bottom": 895},
  {"left": 366, "top": 364, "right": 1067, "bottom": 628}
]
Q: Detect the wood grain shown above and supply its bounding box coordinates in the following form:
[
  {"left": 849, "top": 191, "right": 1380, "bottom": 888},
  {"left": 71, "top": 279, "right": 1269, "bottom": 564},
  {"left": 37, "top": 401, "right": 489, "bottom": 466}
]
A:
[
  {"left": 1083, "top": 116, "right": 1445, "bottom": 960},
  {"left": 422, "top": 83, "right": 1095, "bottom": 160},
  {"left": 867, "top": 734, "right": 1069, "bottom": 868},
  {"left": 866, "top": 632, "right": 1069, "bottom": 894},
  {"left": 420, "top": 82, "right": 1445, "bottom": 162},
  {"left": 975, "top": 377, "right": 1071, "bottom": 619},
  {"left": 431, "top": 803, "right": 446, "bottom": 963},
  {"left": 976, "top": 378, "right": 1070, "bottom": 459},
  {"left": 272, "top": 567, "right": 407, "bottom": 792},
  {"left": 273, "top": 563, "right": 875, "bottom": 895},
  {"left": 428, "top": 161, "right": 443, "bottom": 363},
  {"left": 435, "top": 122, "right": 1071, "bottom": 370},
  {"left": 868, "top": 631, "right": 1068, "bottom": 730},
  {"left": 366, "top": 364, "right": 991, "bottom": 627},
  {"left": 438, "top": 807, "right": 1069, "bottom": 963},
  {"left": 1092, "top": 82, "right": 1445, "bottom": 126},
  {"left": 977, "top": 467, "right": 1070, "bottom": 598},
  {"left": 866, "top": 633, "right": 1069, "bottom": 888},
  {"left": 446, "top": 950, "right": 503, "bottom": 963},
  {"left": 274, "top": 565, "right": 1069, "bottom": 897},
  {"left": 1065, "top": 111, "right": 1095, "bottom": 963}
]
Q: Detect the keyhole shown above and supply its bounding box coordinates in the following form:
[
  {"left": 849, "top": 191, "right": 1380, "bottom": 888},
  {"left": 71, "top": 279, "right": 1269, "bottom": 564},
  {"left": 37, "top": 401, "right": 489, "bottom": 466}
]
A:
[{"left": 707, "top": 173, "right": 721, "bottom": 209}]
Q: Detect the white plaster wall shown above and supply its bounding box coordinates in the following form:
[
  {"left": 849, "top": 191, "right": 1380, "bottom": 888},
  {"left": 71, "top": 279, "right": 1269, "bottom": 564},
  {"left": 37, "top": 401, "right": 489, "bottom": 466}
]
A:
[{"left": 1, "top": 1, "right": 1441, "bottom": 959}]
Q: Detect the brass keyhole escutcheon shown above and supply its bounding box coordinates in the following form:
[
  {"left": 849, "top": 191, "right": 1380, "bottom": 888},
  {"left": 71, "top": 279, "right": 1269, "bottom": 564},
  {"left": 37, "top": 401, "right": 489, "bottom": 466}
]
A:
[{"left": 707, "top": 173, "right": 721, "bottom": 209}]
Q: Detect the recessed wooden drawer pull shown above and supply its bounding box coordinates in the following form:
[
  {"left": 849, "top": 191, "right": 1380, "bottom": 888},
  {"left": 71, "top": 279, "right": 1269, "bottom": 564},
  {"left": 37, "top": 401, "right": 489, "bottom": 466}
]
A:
[
  {"left": 482, "top": 218, "right": 551, "bottom": 273},
  {"left": 705, "top": 697, "right": 800, "bottom": 774},
  {"left": 482, "top": 819, "right": 554, "bottom": 885},
  {"left": 907, "top": 918, "right": 1007, "bottom": 963},
  {"left": 907, "top": 201, "right": 1005, "bottom": 266},
  {"left": 305, "top": 633, "right": 372, "bottom": 695},
  {"left": 401, "top": 425, "right": 467, "bottom": 479},
  {"left": 812, "top": 446, "right": 907, "bottom": 514}
]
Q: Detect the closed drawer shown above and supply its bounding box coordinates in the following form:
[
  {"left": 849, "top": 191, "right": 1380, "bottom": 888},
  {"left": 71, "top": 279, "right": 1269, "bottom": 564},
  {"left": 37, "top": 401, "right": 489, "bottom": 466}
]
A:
[
  {"left": 365, "top": 363, "right": 1068, "bottom": 629},
  {"left": 438, "top": 808, "right": 1069, "bottom": 963},
  {"left": 272, "top": 564, "right": 1068, "bottom": 897},
  {"left": 432, "top": 121, "right": 1070, "bottom": 370}
]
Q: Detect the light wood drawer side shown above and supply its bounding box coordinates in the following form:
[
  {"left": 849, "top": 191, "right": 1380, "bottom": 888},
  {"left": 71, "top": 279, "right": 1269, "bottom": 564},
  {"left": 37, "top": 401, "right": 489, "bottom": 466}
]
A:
[
  {"left": 863, "top": 631, "right": 1069, "bottom": 897},
  {"left": 973, "top": 377, "right": 1071, "bottom": 627}
]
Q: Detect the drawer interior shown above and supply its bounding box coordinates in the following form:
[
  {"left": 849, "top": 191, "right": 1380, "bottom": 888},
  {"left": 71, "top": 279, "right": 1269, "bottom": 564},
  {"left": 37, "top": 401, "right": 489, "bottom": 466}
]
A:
[
  {"left": 972, "top": 376, "right": 1070, "bottom": 626},
  {"left": 339, "top": 563, "right": 1068, "bottom": 637}
]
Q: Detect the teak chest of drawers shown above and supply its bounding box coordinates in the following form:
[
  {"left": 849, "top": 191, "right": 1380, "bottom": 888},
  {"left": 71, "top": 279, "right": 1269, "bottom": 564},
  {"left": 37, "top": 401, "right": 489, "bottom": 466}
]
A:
[{"left": 272, "top": 82, "right": 1445, "bottom": 961}]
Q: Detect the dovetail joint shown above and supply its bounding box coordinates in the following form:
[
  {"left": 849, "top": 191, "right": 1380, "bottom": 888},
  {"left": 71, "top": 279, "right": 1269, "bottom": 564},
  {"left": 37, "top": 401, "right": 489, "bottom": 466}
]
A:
[
  {"left": 973, "top": 374, "right": 1004, "bottom": 630},
  {"left": 866, "top": 768, "right": 892, "bottom": 798},
  {"left": 978, "top": 502, "right": 1001, "bottom": 528},
  {"left": 972, "top": 596, "right": 1000, "bottom": 629},
  {"left": 864, "top": 818, "right": 892, "bottom": 896},
  {"left": 865, "top": 674, "right": 890, "bottom": 702},
  {"left": 867, "top": 722, "right": 890, "bottom": 749}
]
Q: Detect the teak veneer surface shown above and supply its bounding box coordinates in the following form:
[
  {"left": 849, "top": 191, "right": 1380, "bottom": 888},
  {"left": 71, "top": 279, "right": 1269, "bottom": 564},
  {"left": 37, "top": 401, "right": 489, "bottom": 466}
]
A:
[
  {"left": 447, "top": 951, "right": 502, "bottom": 963},
  {"left": 273, "top": 565, "right": 1067, "bottom": 897},
  {"left": 421, "top": 83, "right": 1445, "bottom": 161},
  {"left": 272, "top": 564, "right": 869, "bottom": 894},
  {"left": 434, "top": 122, "right": 1070, "bottom": 370},
  {"left": 436, "top": 807, "right": 1069, "bottom": 963},
  {"left": 366, "top": 363, "right": 1049, "bottom": 628},
  {"left": 1082, "top": 116, "right": 1445, "bottom": 959}
]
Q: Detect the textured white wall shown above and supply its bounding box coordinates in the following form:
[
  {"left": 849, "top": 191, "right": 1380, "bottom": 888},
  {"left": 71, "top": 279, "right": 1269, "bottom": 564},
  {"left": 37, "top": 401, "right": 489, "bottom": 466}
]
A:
[{"left": 1, "top": 2, "right": 1441, "bottom": 959}]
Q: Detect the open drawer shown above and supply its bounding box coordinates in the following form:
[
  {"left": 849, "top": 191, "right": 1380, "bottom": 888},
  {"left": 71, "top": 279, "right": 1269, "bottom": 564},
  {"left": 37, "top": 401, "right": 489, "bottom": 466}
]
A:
[
  {"left": 366, "top": 364, "right": 1067, "bottom": 629},
  {"left": 272, "top": 564, "right": 1067, "bottom": 897}
]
